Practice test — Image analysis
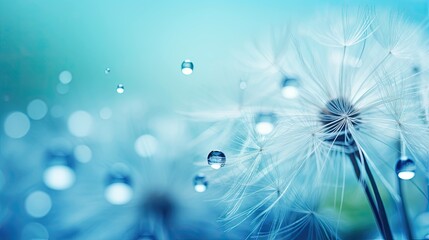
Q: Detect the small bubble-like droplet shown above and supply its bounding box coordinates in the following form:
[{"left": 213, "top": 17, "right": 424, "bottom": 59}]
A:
[
  {"left": 116, "top": 84, "right": 124, "bottom": 94},
  {"left": 181, "top": 59, "right": 193, "bottom": 75},
  {"left": 193, "top": 174, "right": 208, "bottom": 193},
  {"left": 207, "top": 150, "right": 226, "bottom": 169},
  {"left": 255, "top": 112, "right": 276, "bottom": 135},
  {"left": 105, "top": 68, "right": 111, "bottom": 74},
  {"left": 105, "top": 168, "right": 133, "bottom": 205},
  {"left": 281, "top": 77, "right": 299, "bottom": 99}
]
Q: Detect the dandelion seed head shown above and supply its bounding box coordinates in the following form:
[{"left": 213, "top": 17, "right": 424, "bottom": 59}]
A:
[{"left": 320, "top": 98, "right": 361, "bottom": 149}]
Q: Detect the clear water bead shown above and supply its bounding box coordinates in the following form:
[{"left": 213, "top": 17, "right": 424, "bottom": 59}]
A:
[
  {"left": 255, "top": 112, "right": 276, "bottom": 135},
  {"left": 207, "top": 150, "right": 226, "bottom": 169},
  {"left": 193, "top": 174, "right": 208, "bottom": 193},
  {"left": 105, "top": 68, "right": 111, "bottom": 74},
  {"left": 181, "top": 59, "right": 194, "bottom": 75},
  {"left": 281, "top": 77, "right": 299, "bottom": 99},
  {"left": 116, "top": 84, "right": 125, "bottom": 94},
  {"left": 395, "top": 158, "right": 416, "bottom": 180}
]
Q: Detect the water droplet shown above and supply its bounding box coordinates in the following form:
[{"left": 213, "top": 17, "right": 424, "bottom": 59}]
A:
[
  {"left": 281, "top": 77, "right": 299, "bottom": 99},
  {"left": 105, "top": 68, "right": 111, "bottom": 74},
  {"left": 193, "top": 174, "right": 208, "bottom": 193},
  {"left": 255, "top": 112, "right": 276, "bottom": 135},
  {"left": 207, "top": 150, "right": 226, "bottom": 169},
  {"left": 43, "top": 151, "right": 76, "bottom": 190},
  {"left": 105, "top": 164, "right": 133, "bottom": 205},
  {"left": 43, "top": 165, "right": 76, "bottom": 190},
  {"left": 396, "top": 158, "right": 416, "bottom": 180},
  {"left": 181, "top": 59, "right": 193, "bottom": 75},
  {"left": 116, "top": 84, "right": 125, "bottom": 94}
]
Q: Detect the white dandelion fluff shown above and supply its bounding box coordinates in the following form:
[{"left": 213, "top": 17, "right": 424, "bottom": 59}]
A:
[{"left": 188, "top": 6, "right": 429, "bottom": 239}]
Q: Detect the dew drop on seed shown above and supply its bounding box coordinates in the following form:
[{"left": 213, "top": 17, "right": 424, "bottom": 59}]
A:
[
  {"left": 116, "top": 84, "right": 124, "bottom": 94},
  {"left": 207, "top": 150, "right": 226, "bottom": 169},
  {"left": 181, "top": 59, "right": 193, "bottom": 75}
]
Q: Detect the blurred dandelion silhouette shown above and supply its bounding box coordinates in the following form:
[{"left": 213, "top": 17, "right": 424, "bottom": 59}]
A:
[{"left": 188, "top": 7, "right": 429, "bottom": 239}]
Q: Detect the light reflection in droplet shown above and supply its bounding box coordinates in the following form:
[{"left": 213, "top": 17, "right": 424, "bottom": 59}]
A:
[
  {"left": 43, "top": 165, "right": 76, "bottom": 190},
  {"left": 105, "top": 182, "right": 133, "bottom": 205},
  {"left": 116, "top": 84, "right": 124, "bottom": 94}
]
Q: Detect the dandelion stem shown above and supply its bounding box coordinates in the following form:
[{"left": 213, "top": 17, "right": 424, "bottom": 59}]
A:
[
  {"left": 348, "top": 152, "right": 393, "bottom": 240},
  {"left": 362, "top": 156, "right": 393, "bottom": 240},
  {"left": 398, "top": 178, "right": 414, "bottom": 240}
]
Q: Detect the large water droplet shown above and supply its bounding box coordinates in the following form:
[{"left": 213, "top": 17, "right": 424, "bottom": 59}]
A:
[
  {"left": 396, "top": 158, "right": 416, "bottom": 180},
  {"left": 207, "top": 150, "right": 226, "bottom": 169},
  {"left": 193, "top": 174, "right": 208, "bottom": 193}
]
